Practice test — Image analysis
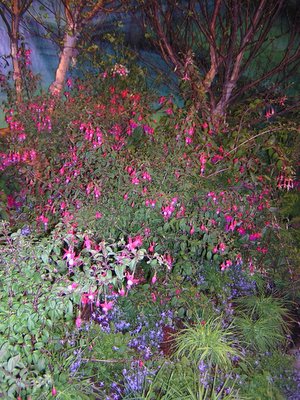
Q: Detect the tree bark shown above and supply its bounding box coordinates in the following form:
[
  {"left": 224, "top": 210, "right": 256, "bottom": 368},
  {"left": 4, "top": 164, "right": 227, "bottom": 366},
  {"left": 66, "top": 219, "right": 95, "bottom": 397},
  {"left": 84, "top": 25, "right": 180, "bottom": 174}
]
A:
[
  {"left": 49, "top": 31, "right": 79, "bottom": 96},
  {"left": 11, "top": 3, "right": 22, "bottom": 103}
]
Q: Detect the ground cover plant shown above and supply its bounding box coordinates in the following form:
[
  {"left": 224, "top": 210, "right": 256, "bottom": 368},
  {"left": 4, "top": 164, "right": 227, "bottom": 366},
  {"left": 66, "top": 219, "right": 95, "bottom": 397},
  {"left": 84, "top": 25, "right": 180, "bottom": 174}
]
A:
[{"left": 0, "top": 33, "right": 299, "bottom": 400}]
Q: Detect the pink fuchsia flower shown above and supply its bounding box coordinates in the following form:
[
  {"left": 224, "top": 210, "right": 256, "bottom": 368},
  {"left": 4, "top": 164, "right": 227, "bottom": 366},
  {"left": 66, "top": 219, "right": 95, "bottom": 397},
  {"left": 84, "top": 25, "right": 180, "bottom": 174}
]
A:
[
  {"left": 66, "top": 77, "right": 73, "bottom": 88},
  {"left": 63, "top": 247, "right": 80, "bottom": 268},
  {"left": 249, "top": 259, "right": 255, "bottom": 274},
  {"left": 236, "top": 254, "right": 243, "bottom": 265},
  {"left": 142, "top": 171, "right": 152, "bottom": 181},
  {"left": 145, "top": 199, "right": 156, "bottom": 207},
  {"left": 75, "top": 315, "right": 82, "bottom": 328},
  {"left": 68, "top": 282, "right": 79, "bottom": 291},
  {"left": 126, "top": 235, "right": 143, "bottom": 251},
  {"left": 95, "top": 211, "right": 102, "bottom": 219},
  {"left": 94, "top": 186, "right": 101, "bottom": 198},
  {"left": 265, "top": 106, "right": 275, "bottom": 119},
  {"left": 37, "top": 214, "right": 48, "bottom": 227},
  {"left": 257, "top": 246, "right": 268, "bottom": 254},
  {"left": 51, "top": 387, "right": 57, "bottom": 396},
  {"left": 249, "top": 232, "right": 261, "bottom": 241},
  {"left": 81, "top": 293, "right": 89, "bottom": 305},
  {"left": 237, "top": 226, "right": 246, "bottom": 235},
  {"left": 151, "top": 273, "right": 157, "bottom": 284},
  {"left": 219, "top": 242, "right": 226, "bottom": 252},
  {"left": 131, "top": 176, "right": 140, "bottom": 185},
  {"left": 126, "top": 272, "right": 140, "bottom": 288},
  {"left": 148, "top": 242, "right": 156, "bottom": 253},
  {"left": 100, "top": 300, "right": 114, "bottom": 313},
  {"left": 118, "top": 287, "right": 126, "bottom": 297},
  {"left": 84, "top": 235, "right": 92, "bottom": 250},
  {"left": 220, "top": 259, "right": 232, "bottom": 271}
]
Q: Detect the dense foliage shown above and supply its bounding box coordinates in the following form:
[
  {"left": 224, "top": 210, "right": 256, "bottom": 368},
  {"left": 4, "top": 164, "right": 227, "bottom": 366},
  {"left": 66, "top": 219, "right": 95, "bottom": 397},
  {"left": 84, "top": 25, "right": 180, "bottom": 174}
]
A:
[{"left": 0, "top": 50, "right": 299, "bottom": 399}]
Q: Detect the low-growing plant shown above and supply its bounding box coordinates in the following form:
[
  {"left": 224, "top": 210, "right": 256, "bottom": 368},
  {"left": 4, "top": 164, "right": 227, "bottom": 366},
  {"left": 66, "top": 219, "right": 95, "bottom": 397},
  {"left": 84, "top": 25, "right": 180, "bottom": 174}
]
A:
[
  {"left": 174, "top": 317, "right": 241, "bottom": 371},
  {"left": 234, "top": 295, "right": 291, "bottom": 352}
]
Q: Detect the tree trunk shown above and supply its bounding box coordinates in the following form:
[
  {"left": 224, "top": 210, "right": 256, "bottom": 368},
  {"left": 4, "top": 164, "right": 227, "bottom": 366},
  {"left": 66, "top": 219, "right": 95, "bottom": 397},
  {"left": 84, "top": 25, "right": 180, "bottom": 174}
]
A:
[
  {"left": 11, "top": 12, "right": 22, "bottom": 103},
  {"left": 49, "top": 32, "right": 79, "bottom": 96}
]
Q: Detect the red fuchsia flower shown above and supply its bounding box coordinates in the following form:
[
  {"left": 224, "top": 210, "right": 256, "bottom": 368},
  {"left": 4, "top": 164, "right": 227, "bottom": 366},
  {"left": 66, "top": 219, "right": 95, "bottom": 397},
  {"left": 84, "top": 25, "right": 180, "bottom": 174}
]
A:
[
  {"left": 125, "top": 166, "right": 135, "bottom": 175},
  {"left": 174, "top": 170, "right": 180, "bottom": 179},
  {"left": 81, "top": 293, "right": 89, "bottom": 305},
  {"left": 248, "top": 259, "right": 255, "bottom": 274},
  {"left": 37, "top": 214, "right": 48, "bottom": 228},
  {"left": 207, "top": 191, "right": 217, "bottom": 203},
  {"left": 151, "top": 292, "right": 157, "bottom": 302},
  {"left": 144, "top": 227, "right": 151, "bottom": 237},
  {"left": 265, "top": 106, "right": 275, "bottom": 119},
  {"left": 219, "top": 242, "right": 226, "bottom": 252},
  {"left": 249, "top": 232, "right": 261, "bottom": 241},
  {"left": 164, "top": 253, "right": 173, "bottom": 271},
  {"left": 145, "top": 199, "right": 156, "bottom": 208},
  {"left": 100, "top": 300, "right": 114, "bottom": 313},
  {"left": 199, "top": 152, "right": 207, "bottom": 175},
  {"left": 143, "top": 125, "right": 154, "bottom": 135},
  {"left": 176, "top": 205, "right": 185, "bottom": 218},
  {"left": 190, "top": 225, "right": 195, "bottom": 235},
  {"left": 220, "top": 259, "right": 232, "bottom": 271},
  {"left": 237, "top": 226, "right": 246, "bottom": 235},
  {"left": 225, "top": 216, "right": 237, "bottom": 232},
  {"left": 202, "top": 122, "right": 208, "bottom": 129},
  {"left": 200, "top": 224, "right": 208, "bottom": 232},
  {"left": 66, "top": 77, "right": 73, "bottom": 88},
  {"left": 148, "top": 242, "right": 156, "bottom": 253},
  {"left": 257, "top": 246, "right": 268, "bottom": 254},
  {"left": 236, "top": 254, "right": 243, "bottom": 265}
]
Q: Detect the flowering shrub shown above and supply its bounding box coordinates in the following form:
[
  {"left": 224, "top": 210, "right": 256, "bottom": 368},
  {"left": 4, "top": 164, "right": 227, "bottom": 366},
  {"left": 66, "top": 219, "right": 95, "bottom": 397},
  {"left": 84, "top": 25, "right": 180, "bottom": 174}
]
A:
[{"left": 0, "top": 57, "right": 299, "bottom": 398}]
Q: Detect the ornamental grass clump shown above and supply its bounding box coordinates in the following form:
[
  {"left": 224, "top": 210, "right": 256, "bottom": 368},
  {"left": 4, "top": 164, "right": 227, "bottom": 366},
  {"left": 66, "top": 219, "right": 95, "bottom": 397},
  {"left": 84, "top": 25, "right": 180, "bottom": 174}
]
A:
[
  {"left": 174, "top": 317, "right": 242, "bottom": 371},
  {"left": 234, "top": 295, "right": 291, "bottom": 352}
]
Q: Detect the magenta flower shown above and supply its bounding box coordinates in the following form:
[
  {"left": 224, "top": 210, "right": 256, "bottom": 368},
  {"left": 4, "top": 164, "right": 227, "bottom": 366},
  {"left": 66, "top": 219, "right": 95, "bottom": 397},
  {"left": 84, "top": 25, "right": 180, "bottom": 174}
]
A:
[
  {"left": 75, "top": 316, "right": 82, "bottom": 328},
  {"left": 126, "top": 272, "right": 140, "bottom": 288},
  {"left": 100, "top": 301, "right": 114, "bottom": 313},
  {"left": 126, "top": 235, "right": 143, "bottom": 251}
]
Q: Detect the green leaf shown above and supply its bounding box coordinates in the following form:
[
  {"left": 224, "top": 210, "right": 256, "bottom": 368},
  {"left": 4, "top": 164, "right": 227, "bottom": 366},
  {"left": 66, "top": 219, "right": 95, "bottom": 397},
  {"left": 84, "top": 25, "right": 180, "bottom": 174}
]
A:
[
  {"left": 7, "top": 355, "right": 20, "bottom": 373},
  {"left": 115, "top": 264, "right": 125, "bottom": 280}
]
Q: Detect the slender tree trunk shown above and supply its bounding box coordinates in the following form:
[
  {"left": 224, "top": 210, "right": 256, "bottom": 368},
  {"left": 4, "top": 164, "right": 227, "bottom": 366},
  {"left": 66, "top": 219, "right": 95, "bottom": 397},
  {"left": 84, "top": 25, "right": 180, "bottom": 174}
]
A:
[
  {"left": 49, "top": 32, "right": 79, "bottom": 96},
  {"left": 11, "top": 11, "right": 22, "bottom": 103}
]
